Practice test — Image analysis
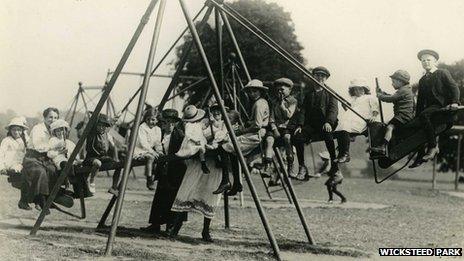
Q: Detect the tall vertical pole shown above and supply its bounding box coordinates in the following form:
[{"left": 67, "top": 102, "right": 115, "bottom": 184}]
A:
[
  {"left": 215, "top": 6, "right": 230, "bottom": 229},
  {"left": 219, "top": 10, "right": 250, "bottom": 82},
  {"left": 455, "top": 134, "right": 462, "bottom": 191},
  {"left": 105, "top": 0, "right": 166, "bottom": 255},
  {"left": 30, "top": 0, "right": 160, "bottom": 236},
  {"left": 178, "top": 1, "right": 281, "bottom": 259},
  {"left": 158, "top": 5, "right": 214, "bottom": 110}
]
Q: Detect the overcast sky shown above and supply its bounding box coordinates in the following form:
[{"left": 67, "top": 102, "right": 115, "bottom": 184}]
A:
[{"left": 1, "top": 0, "right": 464, "bottom": 118}]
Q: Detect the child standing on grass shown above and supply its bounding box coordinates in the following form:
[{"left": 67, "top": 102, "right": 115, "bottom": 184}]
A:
[
  {"left": 371, "top": 70, "right": 414, "bottom": 154},
  {"left": 83, "top": 114, "right": 121, "bottom": 196},
  {"left": 325, "top": 168, "right": 346, "bottom": 204},
  {"left": 175, "top": 105, "right": 210, "bottom": 174}
]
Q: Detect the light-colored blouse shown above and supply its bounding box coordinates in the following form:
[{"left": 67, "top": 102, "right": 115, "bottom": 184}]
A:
[
  {"left": 0, "top": 136, "right": 27, "bottom": 172},
  {"left": 133, "top": 122, "right": 163, "bottom": 157},
  {"left": 30, "top": 122, "right": 52, "bottom": 153}
]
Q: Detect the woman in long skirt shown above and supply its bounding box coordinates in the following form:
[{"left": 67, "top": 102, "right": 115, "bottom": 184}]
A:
[{"left": 21, "top": 107, "right": 60, "bottom": 214}]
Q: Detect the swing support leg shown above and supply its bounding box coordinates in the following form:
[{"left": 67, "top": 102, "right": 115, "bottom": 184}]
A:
[{"left": 274, "top": 148, "right": 315, "bottom": 245}]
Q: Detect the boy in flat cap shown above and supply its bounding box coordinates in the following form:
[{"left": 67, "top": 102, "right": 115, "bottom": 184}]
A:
[
  {"left": 293, "top": 66, "right": 339, "bottom": 180},
  {"left": 264, "top": 77, "right": 298, "bottom": 185},
  {"left": 409, "top": 49, "right": 460, "bottom": 167},
  {"left": 372, "top": 70, "right": 415, "bottom": 154}
]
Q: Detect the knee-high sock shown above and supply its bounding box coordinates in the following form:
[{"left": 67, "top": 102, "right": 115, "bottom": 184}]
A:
[
  {"left": 203, "top": 217, "right": 211, "bottom": 232},
  {"left": 323, "top": 132, "right": 337, "bottom": 160},
  {"left": 326, "top": 185, "right": 333, "bottom": 201},
  {"left": 294, "top": 143, "right": 305, "bottom": 166}
]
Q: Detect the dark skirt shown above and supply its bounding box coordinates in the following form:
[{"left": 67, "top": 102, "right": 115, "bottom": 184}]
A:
[
  {"left": 149, "top": 159, "right": 188, "bottom": 225},
  {"left": 21, "top": 151, "right": 58, "bottom": 203}
]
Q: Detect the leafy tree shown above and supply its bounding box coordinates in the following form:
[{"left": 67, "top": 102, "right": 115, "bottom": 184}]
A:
[
  {"left": 437, "top": 59, "right": 464, "bottom": 172},
  {"left": 172, "top": 0, "right": 306, "bottom": 108}
]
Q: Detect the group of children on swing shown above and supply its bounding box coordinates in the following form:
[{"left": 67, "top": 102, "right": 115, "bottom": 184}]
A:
[{"left": 0, "top": 49, "right": 460, "bottom": 210}]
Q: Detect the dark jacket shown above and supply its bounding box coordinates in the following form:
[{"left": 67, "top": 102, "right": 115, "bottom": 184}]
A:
[
  {"left": 378, "top": 85, "right": 414, "bottom": 124},
  {"left": 296, "top": 87, "right": 338, "bottom": 127},
  {"left": 416, "top": 68, "right": 460, "bottom": 115}
]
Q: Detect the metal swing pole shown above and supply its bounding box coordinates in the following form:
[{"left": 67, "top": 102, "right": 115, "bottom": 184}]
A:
[
  {"left": 96, "top": 4, "right": 214, "bottom": 230},
  {"left": 215, "top": 1, "right": 366, "bottom": 122},
  {"left": 69, "top": 83, "right": 83, "bottom": 128},
  {"left": 65, "top": 92, "right": 79, "bottom": 121},
  {"left": 105, "top": 0, "right": 166, "bottom": 255},
  {"left": 214, "top": 5, "right": 230, "bottom": 229},
  {"left": 29, "top": 0, "right": 160, "bottom": 236},
  {"left": 179, "top": 0, "right": 281, "bottom": 259},
  {"left": 115, "top": 4, "right": 208, "bottom": 117},
  {"left": 274, "top": 148, "right": 315, "bottom": 244},
  {"left": 158, "top": 5, "right": 214, "bottom": 110}
]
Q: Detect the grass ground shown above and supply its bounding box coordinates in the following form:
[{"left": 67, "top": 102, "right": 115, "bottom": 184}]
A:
[{"left": 0, "top": 160, "right": 463, "bottom": 260}]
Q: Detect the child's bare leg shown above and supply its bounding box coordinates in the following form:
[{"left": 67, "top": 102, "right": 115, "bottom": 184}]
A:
[
  {"left": 384, "top": 124, "right": 394, "bottom": 142},
  {"left": 145, "top": 156, "right": 155, "bottom": 190},
  {"left": 199, "top": 148, "right": 210, "bottom": 174},
  {"left": 89, "top": 159, "right": 101, "bottom": 184},
  {"left": 265, "top": 136, "right": 275, "bottom": 161}
]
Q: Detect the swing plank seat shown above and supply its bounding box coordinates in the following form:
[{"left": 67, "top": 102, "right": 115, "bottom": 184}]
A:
[
  {"left": 369, "top": 106, "right": 464, "bottom": 169},
  {"left": 73, "top": 158, "right": 147, "bottom": 175}
]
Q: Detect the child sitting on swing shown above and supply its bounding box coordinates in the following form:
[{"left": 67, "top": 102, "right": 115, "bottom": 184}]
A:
[
  {"left": 371, "top": 70, "right": 414, "bottom": 154},
  {"left": 133, "top": 108, "right": 163, "bottom": 190},
  {"left": 47, "top": 119, "right": 76, "bottom": 172},
  {"left": 175, "top": 105, "right": 210, "bottom": 174},
  {"left": 83, "top": 114, "right": 121, "bottom": 196},
  {"left": 265, "top": 77, "right": 298, "bottom": 186},
  {"left": 0, "top": 117, "right": 29, "bottom": 176}
]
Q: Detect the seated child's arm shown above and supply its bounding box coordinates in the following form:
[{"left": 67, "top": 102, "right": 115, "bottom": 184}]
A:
[
  {"left": 281, "top": 97, "right": 297, "bottom": 119},
  {"left": 377, "top": 89, "right": 406, "bottom": 103}
]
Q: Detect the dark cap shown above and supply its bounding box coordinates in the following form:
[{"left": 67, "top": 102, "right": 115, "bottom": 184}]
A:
[
  {"left": 312, "top": 66, "right": 330, "bottom": 78},
  {"left": 158, "top": 109, "right": 180, "bottom": 123},
  {"left": 274, "top": 78, "right": 294, "bottom": 88},
  {"left": 417, "top": 49, "right": 439, "bottom": 60},
  {"left": 97, "top": 114, "right": 112, "bottom": 127},
  {"left": 389, "top": 69, "right": 411, "bottom": 84}
]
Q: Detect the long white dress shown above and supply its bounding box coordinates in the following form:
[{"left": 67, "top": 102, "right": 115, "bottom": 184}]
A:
[
  {"left": 175, "top": 121, "right": 207, "bottom": 158},
  {"left": 336, "top": 95, "right": 379, "bottom": 133},
  {"left": 171, "top": 127, "right": 221, "bottom": 219}
]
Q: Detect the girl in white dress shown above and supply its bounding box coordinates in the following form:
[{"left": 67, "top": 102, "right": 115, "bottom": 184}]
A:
[
  {"left": 0, "top": 117, "right": 28, "bottom": 175},
  {"left": 335, "top": 78, "right": 379, "bottom": 163},
  {"left": 133, "top": 108, "right": 163, "bottom": 190},
  {"left": 175, "top": 105, "right": 210, "bottom": 174}
]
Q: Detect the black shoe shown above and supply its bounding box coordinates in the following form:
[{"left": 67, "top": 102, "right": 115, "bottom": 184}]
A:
[
  {"left": 146, "top": 177, "right": 156, "bottom": 191},
  {"left": 18, "top": 201, "right": 32, "bottom": 211},
  {"left": 213, "top": 182, "right": 231, "bottom": 195},
  {"left": 226, "top": 184, "right": 243, "bottom": 196},
  {"left": 409, "top": 158, "right": 425, "bottom": 168},
  {"left": 341, "top": 198, "right": 347, "bottom": 204},
  {"left": 201, "top": 230, "right": 213, "bottom": 243},
  {"left": 337, "top": 154, "right": 350, "bottom": 163},
  {"left": 140, "top": 224, "right": 161, "bottom": 234},
  {"left": 268, "top": 180, "right": 280, "bottom": 187},
  {"left": 201, "top": 162, "right": 210, "bottom": 174},
  {"left": 166, "top": 222, "right": 182, "bottom": 237}
]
